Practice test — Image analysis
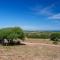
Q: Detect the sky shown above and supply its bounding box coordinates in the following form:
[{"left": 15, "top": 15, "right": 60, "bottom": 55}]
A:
[{"left": 0, "top": 0, "right": 60, "bottom": 31}]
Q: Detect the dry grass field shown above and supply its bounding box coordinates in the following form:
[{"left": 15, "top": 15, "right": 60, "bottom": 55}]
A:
[
  {"left": 25, "top": 38, "right": 60, "bottom": 45},
  {"left": 25, "top": 38, "right": 53, "bottom": 44},
  {"left": 0, "top": 39, "right": 60, "bottom": 60}
]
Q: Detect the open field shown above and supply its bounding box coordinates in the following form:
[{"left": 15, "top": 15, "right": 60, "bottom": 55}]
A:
[
  {"left": 25, "top": 38, "right": 52, "bottom": 44},
  {"left": 25, "top": 38, "right": 60, "bottom": 45},
  {"left": 0, "top": 39, "right": 60, "bottom": 60}
]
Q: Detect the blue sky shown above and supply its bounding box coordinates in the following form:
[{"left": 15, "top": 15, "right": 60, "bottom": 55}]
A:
[{"left": 0, "top": 0, "right": 60, "bottom": 30}]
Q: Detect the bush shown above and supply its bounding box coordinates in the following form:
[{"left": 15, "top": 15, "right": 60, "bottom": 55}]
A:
[
  {"left": 50, "top": 33, "right": 60, "bottom": 44},
  {"left": 0, "top": 27, "right": 25, "bottom": 45}
]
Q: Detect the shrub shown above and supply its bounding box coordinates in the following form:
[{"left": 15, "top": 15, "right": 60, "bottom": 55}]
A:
[
  {"left": 50, "top": 33, "right": 60, "bottom": 44},
  {"left": 0, "top": 27, "right": 25, "bottom": 45}
]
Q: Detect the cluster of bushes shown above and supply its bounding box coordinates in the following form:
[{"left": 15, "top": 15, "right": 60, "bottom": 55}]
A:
[
  {"left": 50, "top": 33, "right": 60, "bottom": 44},
  {"left": 25, "top": 32, "right": 60, "bottom": 44},
  {"left": 0, "top": 27, "right": 25, "bottom": 45},
  {"left": 0, "top": 28, "right": 60, "bottom": 45},
  {"left": 25, "top": 33, "right": 50, "bottom": 39}
]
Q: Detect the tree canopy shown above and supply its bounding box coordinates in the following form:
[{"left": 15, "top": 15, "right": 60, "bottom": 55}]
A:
[{"left": 0, "top": 27, "right": 25, "bottom": 41}]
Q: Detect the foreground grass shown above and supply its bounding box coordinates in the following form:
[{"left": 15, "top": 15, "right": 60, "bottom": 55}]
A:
[{"left": 0, "top": 43, "right": 60, "bottom": 60}]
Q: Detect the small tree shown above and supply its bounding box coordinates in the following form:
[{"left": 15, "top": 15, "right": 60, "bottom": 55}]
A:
[
  {"left": 0, "top": 27, "right": 25, "bottom": 45},
  {"left": 7, "top": 27, "right": 25, "bottom": 40},
  {"left": 50, "top": 33, "right": 60, "bottom": 44}
]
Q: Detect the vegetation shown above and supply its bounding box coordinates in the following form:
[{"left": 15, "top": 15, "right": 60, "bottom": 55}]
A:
[
  {"left": 26, "top": 33, "right": 49, "bottom": 39},
  {"left": 25, "top": 31, "right": 60, "bottom": 39},
  {"left": 25, "top": 31, "right": 51, "bottom": 39},
  {"left": 0, "top": 27, "right": 25, "bottom": 45},
  {"left": 50, "top": 33, "right": 60, "bottom": 44},
  {"left": 25, "top": 31, "right": 60, "bottom": 44},
  {"left": 0, "top": 28, "right": 60, "bottom": 45}
]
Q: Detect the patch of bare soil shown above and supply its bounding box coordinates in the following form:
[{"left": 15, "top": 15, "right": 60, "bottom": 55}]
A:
[{"left": 0, "top": 42, "right": 60, "bottom": 60}]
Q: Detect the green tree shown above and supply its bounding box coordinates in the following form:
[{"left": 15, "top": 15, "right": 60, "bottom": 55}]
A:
[{"left": 0, "top": 27, "right": 25, "bottom": 45}]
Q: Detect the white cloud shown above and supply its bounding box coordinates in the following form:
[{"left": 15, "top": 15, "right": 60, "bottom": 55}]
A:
[
  {"left": 31, "top": 4, "right": 60, "bottom": 20},
  {"left": 48, "top": 13, "right": 60, "bottom": 19},
  {"left": 31, "top": 4, "right": 55, "bottom": 17},
  {"left": 30, "top": 4, "right": 60, "bottom": 20},
  {"left": 39, "top": 4, "right": 54, "bottom": 16}
]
